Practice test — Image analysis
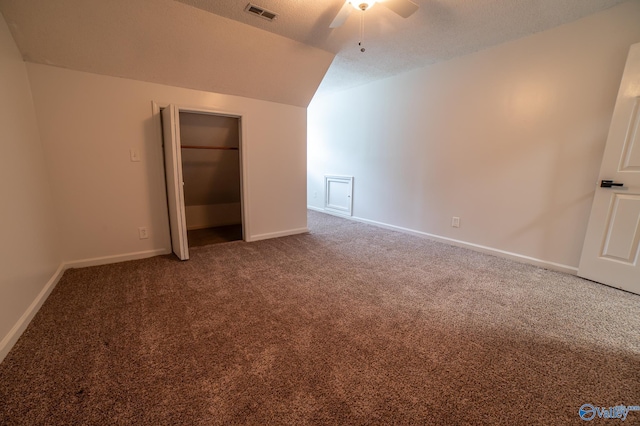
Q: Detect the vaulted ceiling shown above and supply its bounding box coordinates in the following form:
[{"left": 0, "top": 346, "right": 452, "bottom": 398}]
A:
[
  {"left": 177, "top": 0, "right": 632, "bottom": 93},
  {"left": 0, "top": 0, "right": 632, "bottom": 107},
  {"left": 0, "top": 0, "right": 334, "bottom": 107}
]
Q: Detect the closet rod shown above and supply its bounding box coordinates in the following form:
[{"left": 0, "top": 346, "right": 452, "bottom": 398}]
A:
[{"left": 181, "top": 145, "right": 239, "bottom": 150}]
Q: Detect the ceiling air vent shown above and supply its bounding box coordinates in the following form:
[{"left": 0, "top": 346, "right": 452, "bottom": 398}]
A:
[{"left": 244, "top": 3, "right": 278, "bottom": 21}]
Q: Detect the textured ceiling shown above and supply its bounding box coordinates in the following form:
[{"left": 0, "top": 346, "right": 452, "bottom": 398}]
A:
[
  {"left": 0, "top": 0, "right": 634, "bottom": 103},
  {"left": 177, "top": 0, "right": 632, "bottom": 93}
]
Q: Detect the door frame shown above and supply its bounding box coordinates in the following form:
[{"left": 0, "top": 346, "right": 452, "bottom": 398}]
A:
[{"left": 152, "top": 101, "right": 250, "bottom": 251}]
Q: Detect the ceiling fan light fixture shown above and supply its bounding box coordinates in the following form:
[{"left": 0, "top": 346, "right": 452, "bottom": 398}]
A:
[{"left": 350, "top": 0, "right": 377, "bottom": 11}]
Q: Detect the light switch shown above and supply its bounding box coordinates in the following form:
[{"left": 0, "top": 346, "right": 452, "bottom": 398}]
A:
[{"left": 130, "top": 149, "right": 140, "bottom": 162}]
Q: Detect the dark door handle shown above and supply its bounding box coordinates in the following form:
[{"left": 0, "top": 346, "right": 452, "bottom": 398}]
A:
[{"left": 601, "top": 180, "right": 624, "bottom": 188}]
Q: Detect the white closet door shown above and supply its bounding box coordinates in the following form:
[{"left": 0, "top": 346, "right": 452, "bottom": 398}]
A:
[
  {"left": 578, "top": 43, "right": 640, "bottom": 293},
  {"left": 162, "top": 105, "right": 189, "bottom": 260}
]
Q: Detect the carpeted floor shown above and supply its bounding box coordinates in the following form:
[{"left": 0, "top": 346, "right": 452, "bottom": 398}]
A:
[{"left": 1, "top": 211, "right": 638, "bottom": 425}]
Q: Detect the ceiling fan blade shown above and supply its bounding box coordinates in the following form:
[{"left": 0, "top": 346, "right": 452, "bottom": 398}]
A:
[
  {"left": 381, "top": 0, "right": 419, "bottom": 18},
  {"left": 330, "top": 1, "right": 352, "bottom": 28}
]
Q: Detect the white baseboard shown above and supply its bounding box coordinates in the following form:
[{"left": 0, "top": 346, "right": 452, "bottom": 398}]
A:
[
  {"left": 0, "top": 263, "right": 66, "bottom": 363},
  {"left": 64, "top": 248, "right": 171, "bottom": 269},
  {"left": 307, "top": 206, "right": 578, "bottom": 275},
  {"left": 248, "top": 227, "right": 309, "bottom": 242}
]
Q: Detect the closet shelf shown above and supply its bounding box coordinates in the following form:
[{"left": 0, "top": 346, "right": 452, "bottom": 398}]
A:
[{"left": 181, "top": 145, "right": 239, "bottom": 150}]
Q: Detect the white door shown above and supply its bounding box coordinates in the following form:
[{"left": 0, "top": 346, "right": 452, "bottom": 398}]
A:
[
  {"left": 578, "top": 43, "right": 640, "bottom": 294},
  {"left": 162, "top": 105, "right": 189, "bottom": 260}
]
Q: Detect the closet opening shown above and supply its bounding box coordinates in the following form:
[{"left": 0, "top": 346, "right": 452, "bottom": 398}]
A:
[
  {"left": 161, "top": 105, "right": 245, "bottom": 260},
  {"left": 180, "top": 112, "right": 243, "bottom": 247}
]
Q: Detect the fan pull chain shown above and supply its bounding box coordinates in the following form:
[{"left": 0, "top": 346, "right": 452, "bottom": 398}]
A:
[{"left": 359, "top": 9, "right": 365, "bottom": 52}]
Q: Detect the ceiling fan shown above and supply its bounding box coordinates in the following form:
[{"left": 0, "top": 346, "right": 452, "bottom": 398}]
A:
[{"left": 329, "top": 0, "right": 419, "bottom": 29}]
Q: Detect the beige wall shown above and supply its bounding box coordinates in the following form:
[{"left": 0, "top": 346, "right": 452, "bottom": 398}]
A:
[
  {"left": 27, "top": 63, "right": 308, "bottom": 263},
  {"left": 0, "top": 13, "right": 61, "bottom": 359},
  {"left": 308, "top": 1, "right": 640, "bottom": 271}
]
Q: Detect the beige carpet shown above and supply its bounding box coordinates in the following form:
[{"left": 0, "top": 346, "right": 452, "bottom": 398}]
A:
[{"left": 1, "top": 210, "right": 638, "bottom": 425}]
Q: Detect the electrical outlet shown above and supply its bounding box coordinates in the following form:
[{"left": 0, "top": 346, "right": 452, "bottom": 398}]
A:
[
  {"left": 314, "top": 191, "right": 318, "bottom": 199},
  {"left": 130, "top": 149, "right": 140, "bottom": 162},
  {"left": 451, "top": 217, "right": 460, "bottom": 228},
  {"left": 138, "top": 227, "right": 149, "bottom": 239}
]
